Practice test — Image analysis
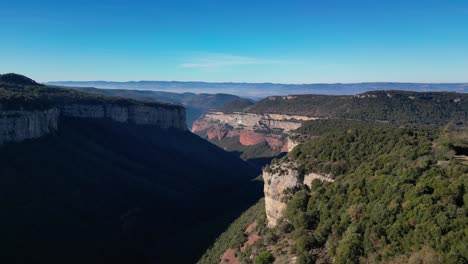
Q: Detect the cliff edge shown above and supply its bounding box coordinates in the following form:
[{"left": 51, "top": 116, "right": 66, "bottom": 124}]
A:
[{"left": 0, "top": 74, "right": 187, "bottom": 145}]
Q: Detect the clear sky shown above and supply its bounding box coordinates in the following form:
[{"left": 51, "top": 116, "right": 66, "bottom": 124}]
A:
[{"left": 1, "top": 0, "right": 467, "bottom": 83}]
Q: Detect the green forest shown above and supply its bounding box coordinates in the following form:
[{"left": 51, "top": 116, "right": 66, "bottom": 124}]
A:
[
  {"left": 284, "top": 121, "right": 467, "bottom": 263},
  {"left": 248, "top": 91, "right": 468, "bottom": 125},
  {"left": 200, "top": 120, "right": 467, "bottom": 263},
  {"left": 0, "top": 74, "right": 178, "bottom": 111}
]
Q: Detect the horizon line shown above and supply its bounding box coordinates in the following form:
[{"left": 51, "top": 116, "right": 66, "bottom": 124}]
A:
[{"left": 45, "top": 80, "right": 468, "bottom": 85}]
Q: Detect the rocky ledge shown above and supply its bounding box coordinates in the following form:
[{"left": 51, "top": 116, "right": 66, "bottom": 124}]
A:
[
  {"left": 192, "top": 111, "right": 317, "bottom": 151},
  {"left": 0, "top": 109, "right": 60, "bottom": 145},
  {"left": 0, "top": 104, "right": 186, "bottom": 145},
  {"left": 61, "top": 103, "right": 187, "bottom": 129},
  {"left": 263, "top": 161, "right": 333, "bottom": 227}
]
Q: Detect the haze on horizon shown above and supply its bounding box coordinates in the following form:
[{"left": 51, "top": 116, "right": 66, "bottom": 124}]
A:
[{"left": 1, "top": 0, "right": 468, "bottom": 84}]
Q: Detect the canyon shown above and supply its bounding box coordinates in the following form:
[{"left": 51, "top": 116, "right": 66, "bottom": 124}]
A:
[{"left": 0, "top": 74, "right": 263, "bottom": 264}]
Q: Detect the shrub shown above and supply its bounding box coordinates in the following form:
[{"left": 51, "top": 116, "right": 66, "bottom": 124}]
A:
[{"left": 255, "top": 251, "right": 275, "bottom": 264}]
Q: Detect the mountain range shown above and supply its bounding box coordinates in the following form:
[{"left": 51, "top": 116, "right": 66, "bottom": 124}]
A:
[{"left": 46, "top": 81, "right": 468, "bottom": 99}]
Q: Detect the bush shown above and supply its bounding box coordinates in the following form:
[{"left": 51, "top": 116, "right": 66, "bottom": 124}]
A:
[{"left": 255, "top": 251, "right": 275, "bottom": 264}]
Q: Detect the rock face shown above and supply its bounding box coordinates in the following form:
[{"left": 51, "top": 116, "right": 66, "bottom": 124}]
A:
[
  {"left": 0, "top": 104, "right": 186, "bottom": 145},
  {"left": 192, "top": 111, "right": 316, "bottom": 151},
  {"left": 61, "top": 104, "right": 187, "bottom": 129},
  {"left": 0, "top": 109, "right": 60, "bottom": 145},
  {"left": 263, "top": 161, "right": 333, "bottom": 227},
  {"left": 198, "top": 112, "right": 315, "bottom": 132},
  {"left": 286, "top": 137, "right": 300, "bottom": 152}
]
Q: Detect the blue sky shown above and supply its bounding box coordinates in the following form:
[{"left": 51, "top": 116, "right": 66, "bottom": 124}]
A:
[{"left": 0, "top": 0, "right": 467, "bottom": 83}]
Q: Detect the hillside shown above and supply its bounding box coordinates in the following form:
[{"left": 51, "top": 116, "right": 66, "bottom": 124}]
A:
[
  {"left": 199, "top": 120, "right": 468, "bottom": 263},
  {"left": 0, "top": 74, "right": 263, "bottom": 263},
  {"left": 215, "top": 98, "right": 255, "bottom": 113},
  {"left": 0, "top": 73, "right": 42, "bottom": 86},
  {"left": 0, "top": 75, "right": 180, "bottom": 112},
  {"left": 54, "top": 86, "right": 242, "bottom": 126},
  {"left": 248, "top": 91, "right": 468, "bottom": 125}
]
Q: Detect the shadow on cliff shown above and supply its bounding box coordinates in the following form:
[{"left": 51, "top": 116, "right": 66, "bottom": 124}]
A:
[
  {"left": 228, "top": 150, "right": 287, "bottom": 170},
  {"left": 0, "top": 117, "right": 263, "bottom": 264}
]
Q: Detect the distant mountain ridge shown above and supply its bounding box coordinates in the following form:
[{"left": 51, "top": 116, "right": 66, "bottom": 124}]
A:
[{"left": 47, "top": 80, "right": 468, "bottom": 98}]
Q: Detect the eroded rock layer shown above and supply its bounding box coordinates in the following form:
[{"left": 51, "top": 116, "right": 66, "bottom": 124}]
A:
[
  {"left": 263, "top": 161, "right": 333, "bottom": 227},
  {"left": 193, "top": 111, "right": 316, "bottom": 151},
  {"left": 0, "top": 109, "right": 60, "bottom": 144},
  {"left": 0, "top": 104, "right": 186, "bottom": 145}
]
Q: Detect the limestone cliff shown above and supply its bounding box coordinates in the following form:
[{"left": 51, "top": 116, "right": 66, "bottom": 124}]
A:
[
  {"left": 263, "top": 161, "right": 333, "bottom": 227},
  {"left": 61, "top": 104, "right": 187, "bottom": 129},
  {"left": 0, "top": 104, "right": 186, "bottom": 145},
  {"left": 0, "top": 108, "right": 60, "bottom": 145},
  {"left": 192, "top": 111, "right": 317, "bottom": 152}
]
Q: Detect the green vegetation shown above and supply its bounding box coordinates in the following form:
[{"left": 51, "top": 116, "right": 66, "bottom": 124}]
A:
[
  {"left": 0, "top": 74, "right": 180, "bottom": 111},
  {"left": 215, "top": 98, "right": 254, "bottom": 113},
  {"left": 208, "top": 136, "right": 280, "bottom": 160},
  {"left": 248, "top": 91, "right": 468, "bottom": 125},
  {"left": 198, "top": 199, "right": 266, "bottom": 264},
  {"left": 290, "top": 120, "right": 437, "bottom": 177},
  {"left": 202, "top": 120, "right": 467, "bottom": 263},
  {"left": 0, "top": 73, "right": 42, "bottom": 86},
  {"left": 254, "top": 251, "right": 275, "bottom": 264},
  {"left": 282, "top": 120, "right": 467, "bottom": 263}
]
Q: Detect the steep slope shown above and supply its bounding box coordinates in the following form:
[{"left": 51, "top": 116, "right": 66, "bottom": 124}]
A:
[
  {"left": 55, "top": 86, "right": 241, "bottom": 126},
  {"left": 200, "top": 120, "right": 468, "bottom": 263},
  {"left": 0, "top": 74, "right": 263, "bottom": 263}
]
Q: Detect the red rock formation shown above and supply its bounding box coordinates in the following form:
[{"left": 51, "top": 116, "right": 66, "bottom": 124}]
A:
[
  {"left": 265, "top": 137, "right": 286, "bottom": 150},
  {"left": 220, "top": 248, "right": 239, "bottom": 264},
  {"left": 226, "top": 130, "right": 239, "bottom": 138},
  {"left": 245, "top": 222, "right": 257, "bottom": 234},
  {"left": 191, "top": 120, "right": 211, "bottom": 132},
  {"left": 193, "top": 119, "right": 289, "bottom": 152},
  {"left": 206, "top": 127, "right": 228, "bottom": 140},
  {"left": 240, "top": 234, "right": 261, "bottom": 253},
  {"left": 239, "top": 130, "right": 266, "bottom": 146}
]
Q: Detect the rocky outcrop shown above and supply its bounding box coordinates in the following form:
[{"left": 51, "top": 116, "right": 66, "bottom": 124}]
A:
[
  {"left": 198, "top": 112, "right": 316, "bottom": 132},
  {"left": 192, "top": 112, "right": 317, "bottom": 151},
  {"left": 61, "top": 104, "right": 187, "bottom": 129},
  {"left": 0, "top": 104, "right": 186, "bottom": 145},
  {"left": 286, "top": 137, "right": 300, "bottom": 152},
  {"left": 0, "top": 109, "right": 60, "bottom": 145},
  {"left": 239, "top": 130, "right": 267, "bottom": 146},
  {"left": 263, "top": 161, "right": 333, "bottom": 227}
]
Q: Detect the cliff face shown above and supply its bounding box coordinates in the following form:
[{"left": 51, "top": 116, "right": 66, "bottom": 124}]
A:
[
  {"left": 192, "top": 111, "right": 316, "bottom": 152},
  {"left": 0, "top": 109, "right": 60, "bottom": 145},
  {"left": 263, "top": 161, "right": 333, "bottom": 227},
  {"left": 0, "top": 104, "right": 186, "bottom": 145},
  {"left": 61, "top": 104, "right": 187, "bottom": 129}
]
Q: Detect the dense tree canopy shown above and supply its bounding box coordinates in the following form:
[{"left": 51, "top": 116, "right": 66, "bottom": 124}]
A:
[
  {"left": 284, "top": 120, "right": 467, "bottom": 263},
  {"left": 247, "top": 91, "right": 468, "bottom": 125}
]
